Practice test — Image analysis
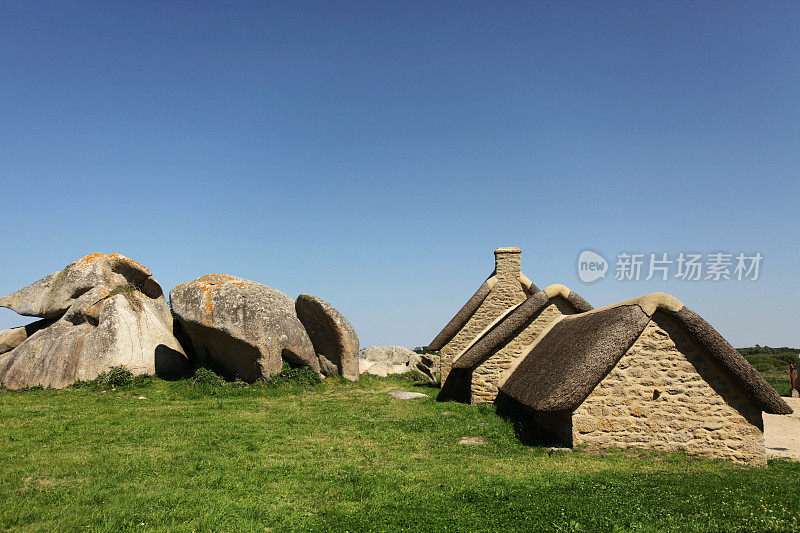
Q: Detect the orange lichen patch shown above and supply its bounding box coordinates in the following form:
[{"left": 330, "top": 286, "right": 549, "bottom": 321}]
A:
[
  {"left": 201, "top": 274, "right": 240, "bottom": 282},
  {"left": 71, "top": 252, "right": 153, "bottom": 275},
  {"left": 189, "top": 278, "right": 224, "bottom": 327},
  {"left": 177, "top": 274, "right": 261, "bottom": 327},
  {"left": 85, "top": 288, "right": 112, "bottom": 317},
  {"left": 72, "top": 253, "right": 109, "bottom": 271},
  {"left": 108, "top": 253, "right": 151, "bottom": 274},
  {"left": 201, "top": 282, "right": 216, "bottom": 326},
  {"left": 190, "top": 274, "right": 259, "bottom": 291},
  {"left": 81, "top": 292, "right": 116, "bottom": 324}
]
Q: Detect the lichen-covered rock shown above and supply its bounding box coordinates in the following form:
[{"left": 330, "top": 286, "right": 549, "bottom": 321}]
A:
[
  {"left": 359, "top": 360, "right": 408, "bottom": 377},
  {"left": 413, "top": 352, "right": 440, "bottom": 381},
  {"left": 359, "top": 346, "right": 436, "bottom": 381},
  {"left": 170, "top": 275, "right": 319, "bottom": 381},
  {"left": 360, "top": 346, "right": 418, "bottom": 366},
  {"left": 0, "top": 253, "right": 166, "bottom": 319},
  {"left": 295, "top": 294, "right": 359, "bottom": 381},
  {"left": 0, "top": 253, "right": 189, "bottom": 389}
]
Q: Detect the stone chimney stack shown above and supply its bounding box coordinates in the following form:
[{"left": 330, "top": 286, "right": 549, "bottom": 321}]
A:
[{"left": 494, "top": 247, "right": 522, "bottom": 280}]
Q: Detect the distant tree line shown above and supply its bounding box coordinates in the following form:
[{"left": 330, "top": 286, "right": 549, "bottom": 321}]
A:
[
  {"left": 738, "top": 346, "right": 799, "bottom": 356},
  {"left": 737, "top": 346, "right": 799, "bottom": 374}
]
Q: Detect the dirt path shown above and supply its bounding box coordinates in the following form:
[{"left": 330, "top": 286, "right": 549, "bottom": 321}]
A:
[{"left": 764, "top": 397, "right": 800, "bottom": 461}]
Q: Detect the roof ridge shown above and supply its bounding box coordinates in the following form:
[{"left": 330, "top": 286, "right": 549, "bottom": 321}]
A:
[
  {"left": 564, "top": 292, "right": 684, "bottom": 319},
  {"left": 519, "top": 273, "right": 537, "bottom": 294},
  {"left": 543, "top": 283, "right": 571, "bottom": 299}
]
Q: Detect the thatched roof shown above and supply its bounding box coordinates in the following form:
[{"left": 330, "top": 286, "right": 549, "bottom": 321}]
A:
[
  {"left": 497, "top": 293, "right": 793, "bottom": 415},
  {"left": 427, "top": 276, "right": 497, "bottom": 351},
  {"left": 427, "top": 273, "right": 540, "bottom": 351},
  {"left": 451, "top": 284, "right": 592, "bottom": 371}
]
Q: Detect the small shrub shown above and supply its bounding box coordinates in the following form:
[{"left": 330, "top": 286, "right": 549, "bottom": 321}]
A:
[
  {"left": 72, "top": 367, "right": 138, "bottom": 390},
  {"left": 107, "top": 285, "right": 135, "bottom": 297},
  {"left": 268, "top": 365, "right": 321, "bottom": 386},
  {"left": 191, "top": 368, "right": 226, "bottom": 387},
  {"left": 99, "top": 366, "right": 135, "bottom": 388}
]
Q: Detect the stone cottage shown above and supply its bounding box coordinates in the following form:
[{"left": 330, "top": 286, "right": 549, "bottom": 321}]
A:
[
  {"left": 427, "top": 247, "right": 536, "bottom": 384},
  {"left": 495, "top": 293, "right": 793, "bottom": 465},
  {"left": 439, "top": 284, "right": 592, "bottom": 405}
]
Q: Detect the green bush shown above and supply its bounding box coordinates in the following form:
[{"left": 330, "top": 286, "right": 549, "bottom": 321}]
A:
[
  {"left": 182, "top": 363, "right": 320, "bottom": 393},
  {"left": 191, "top": 367, "right": 226, "bottom": 387},
  {"left": 69, "top": 367, "right": 150, "bottom": 390},
  {"left": 745, "top": 352, "right": 798, "bottom": 373},
  {"left": 102, "top": 367, "right": 134, "bottom": 387},
  {"left": 88, "top": 366, "right": 134, "bottom": 388},
  {"left": 267, "top": 364, "right": 321, "bottom": 386},
  {"left": 739, "top": 345, "right": 800, "bottom": 356},
  {"left": 751, "top": 360, "right": 772, "bottom": 373}
]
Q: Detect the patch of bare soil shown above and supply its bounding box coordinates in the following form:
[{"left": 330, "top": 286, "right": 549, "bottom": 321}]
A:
[{"left": 764, "top": 397, "right": 800, "bottom": 461}]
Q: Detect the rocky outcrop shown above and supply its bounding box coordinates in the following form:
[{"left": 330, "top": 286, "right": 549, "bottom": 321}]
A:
[
  {"left": 359, "top": 346, "right": 438, "bottom": 381},
  {"left": 170, "top": 275, "right": 319, "bottom": 381},
  {"left": 295, "top": 294, "right": 359, "bottom": 381},
  {"left": 0, "top": 319, "right": 52, "bottom": 355},
  {"left": 0, "top": 253, "right": 189, "bottom": 389},
  {"left": 414, "top": 352, "right": 440, "bottom": 381},
  {"left": 360, "top": 346, "right": 418, "bottom": 366}
]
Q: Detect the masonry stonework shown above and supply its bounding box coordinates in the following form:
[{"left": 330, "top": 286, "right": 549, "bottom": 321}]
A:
[
  {"left": 470, "top": 298, "right": 574, "bottom": 405},
  {"left": 439, "top": 248, "right": 528, "bottom": 384},
  {"left": 573, "top": 313, "right": 766, "bottom": 465}
]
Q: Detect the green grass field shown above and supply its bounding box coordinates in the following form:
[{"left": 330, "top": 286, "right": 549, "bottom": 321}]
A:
[{"left": 1, "top": 374, "right": 799, "bottom": 532}]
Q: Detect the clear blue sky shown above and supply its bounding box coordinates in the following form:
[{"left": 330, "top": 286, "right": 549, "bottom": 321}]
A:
[{"left": 1, "top": 1, "right": 798, "bottom": 348}]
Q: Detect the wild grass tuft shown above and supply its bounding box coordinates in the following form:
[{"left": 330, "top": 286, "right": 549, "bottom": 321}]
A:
[{"left": 107, "top": 285, "right": 136, "bottom": 297}]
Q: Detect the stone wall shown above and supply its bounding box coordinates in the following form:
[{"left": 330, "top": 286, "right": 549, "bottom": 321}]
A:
[
  {"left": 439, "top": 248, "right": 527, "bottom": 384},
  {"left": 572, "top": 312, "right": 766, "bottom": 465},
  {"left": 470, "top": 298, "right": 574, "bottom": 405}
]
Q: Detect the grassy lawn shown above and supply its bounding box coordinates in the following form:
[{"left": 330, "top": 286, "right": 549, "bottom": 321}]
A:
[
  {"left": 764, "top": 373, "right": 792, "bottom": 397},
  {"left": 1, "top": 375, "right": 799, "bottom": 532}
]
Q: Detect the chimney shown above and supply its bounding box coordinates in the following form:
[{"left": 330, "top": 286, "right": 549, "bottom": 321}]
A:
[{"left": 494, "top": 247, "right": 522, "bottom": 279}]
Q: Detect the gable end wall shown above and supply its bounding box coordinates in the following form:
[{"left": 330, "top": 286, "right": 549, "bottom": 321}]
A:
[{"left": 572, "top": 312, "right": 766, "bottom": 465}]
